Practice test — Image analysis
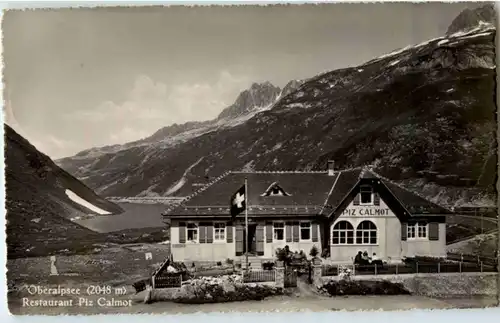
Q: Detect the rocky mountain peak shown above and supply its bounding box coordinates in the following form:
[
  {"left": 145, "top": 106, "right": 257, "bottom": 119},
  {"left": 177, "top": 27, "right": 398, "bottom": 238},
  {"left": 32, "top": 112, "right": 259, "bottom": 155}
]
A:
[
  {"left": 446, "top": 3, "right": 496, "bottom": 35},
  {"left": 217, "top": 81, "right": 281, "bottom": 119},
  {"left": 280, "top": 79, "right": 305, "bottom": 97}
]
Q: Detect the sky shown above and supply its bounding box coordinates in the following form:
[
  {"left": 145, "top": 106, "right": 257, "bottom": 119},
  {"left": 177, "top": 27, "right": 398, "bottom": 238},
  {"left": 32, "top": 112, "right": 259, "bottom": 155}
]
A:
[{"left": 2, "top": 2, "right": 485, "bottom": 159}]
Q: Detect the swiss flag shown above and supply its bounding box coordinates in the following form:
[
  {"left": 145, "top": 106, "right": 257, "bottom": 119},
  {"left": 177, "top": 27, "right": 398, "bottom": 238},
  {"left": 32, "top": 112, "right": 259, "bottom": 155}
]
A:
[{"left": 230, "top": 184, "right": 246, "bottom": 218}]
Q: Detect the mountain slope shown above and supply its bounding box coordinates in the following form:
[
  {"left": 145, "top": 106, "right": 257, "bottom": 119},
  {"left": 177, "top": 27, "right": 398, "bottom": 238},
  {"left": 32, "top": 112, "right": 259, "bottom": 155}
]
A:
[
  {"left": 4, "top": 124, "right": 124, "bottom": 257},
  {"left": 56, "top": 80, "right": 303, "bottom": 192},
  {"left": 57, "top": 17, "right": 496, "bottom": 207}
]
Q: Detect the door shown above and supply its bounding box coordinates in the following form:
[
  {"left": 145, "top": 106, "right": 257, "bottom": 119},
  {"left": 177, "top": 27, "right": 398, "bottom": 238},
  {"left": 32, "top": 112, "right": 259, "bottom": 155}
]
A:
[{"left": 243, "top": 224, "right": 257, "bottom": 254}]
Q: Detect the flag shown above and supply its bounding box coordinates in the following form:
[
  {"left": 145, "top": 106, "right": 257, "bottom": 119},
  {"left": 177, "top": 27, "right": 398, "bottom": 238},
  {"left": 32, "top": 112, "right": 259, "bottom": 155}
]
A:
[{"left": 230, "top": 184, "right": 246, "bottom": 217}]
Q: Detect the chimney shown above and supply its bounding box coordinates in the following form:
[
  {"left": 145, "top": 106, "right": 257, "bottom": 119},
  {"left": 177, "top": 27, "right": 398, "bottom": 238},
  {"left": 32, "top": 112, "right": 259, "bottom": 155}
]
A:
[{"left": 327, "top": 160, "right": 335, "bottom": 176}]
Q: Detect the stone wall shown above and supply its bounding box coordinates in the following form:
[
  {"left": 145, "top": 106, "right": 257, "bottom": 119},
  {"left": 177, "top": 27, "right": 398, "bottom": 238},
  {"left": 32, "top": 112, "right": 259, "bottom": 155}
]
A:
[{"left": 320, "top": 272, "right": 498, "bottom": 297}]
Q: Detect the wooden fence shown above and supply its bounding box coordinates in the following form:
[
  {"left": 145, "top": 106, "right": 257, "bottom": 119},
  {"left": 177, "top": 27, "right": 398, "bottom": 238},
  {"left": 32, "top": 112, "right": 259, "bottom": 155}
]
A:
[
  {"left": 243, "top": 270, "right": 276, "bottom": 283},
  {"left": 154, "top": 274, "right": 182, "bottom": 288}
]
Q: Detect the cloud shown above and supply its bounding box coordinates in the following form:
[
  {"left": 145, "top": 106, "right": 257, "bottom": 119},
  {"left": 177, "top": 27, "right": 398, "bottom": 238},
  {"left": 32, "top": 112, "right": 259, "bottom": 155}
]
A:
[
  {"left": 63, "top": 70, "right": 250, "bottom": 148},
  {"left": 28, "top": 135, "right": 75, "bottom": 159}
]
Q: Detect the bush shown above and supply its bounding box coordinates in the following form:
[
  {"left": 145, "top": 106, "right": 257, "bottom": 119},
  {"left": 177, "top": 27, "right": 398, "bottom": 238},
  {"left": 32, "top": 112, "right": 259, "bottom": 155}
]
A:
[
  {"left": 309, "top": 245, "right": 319, "bottom": 258},
  {"left": 276, "top": 248, "right": 288, "bottom": 263},
  {"left": 262, "top": 261, "right": 275, "bottom": 271},
  {"left": 169, "top": 276, "right": 284, "bottom": 304},
  {"left": 320, "top": 280, "right": 410, "bottom": 296}
]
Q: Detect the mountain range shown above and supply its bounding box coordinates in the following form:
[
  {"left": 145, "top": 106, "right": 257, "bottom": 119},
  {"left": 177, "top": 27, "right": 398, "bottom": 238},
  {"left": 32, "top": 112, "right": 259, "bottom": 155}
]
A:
[{"left": 55, "top": 5, "right": 497, "bottom": 209}]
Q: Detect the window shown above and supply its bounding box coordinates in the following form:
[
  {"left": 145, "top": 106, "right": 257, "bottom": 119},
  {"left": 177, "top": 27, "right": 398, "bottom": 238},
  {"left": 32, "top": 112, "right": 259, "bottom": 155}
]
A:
[
  {"left": 187, "top": 223, "right": 198, "bottom": 242},
  {"left": 214, "top": 223, "right": 226, "bottom": 241},
  {"left": 300, "top": 222, "right": 311, "bottom": 240},
  {"left": 407, "top": 224, "right": 416, "bottom": 239},
  {"left": 332, "top": 221, "right": 354, "bottom": 244},
  {"left": 261, "top": 182, "right": 291, "bottom": 197},
  {"left": 356, "top": 221, "right": 377, "bottom": 244},
  {"left": 408, "top": 223, "right": 427, "bottom": 239},
  {"left": 360, "top": 185, "right": 373, "bottom": 205},
  {"left": 273, "top": 222, "right": 285, "bottom": 240}
]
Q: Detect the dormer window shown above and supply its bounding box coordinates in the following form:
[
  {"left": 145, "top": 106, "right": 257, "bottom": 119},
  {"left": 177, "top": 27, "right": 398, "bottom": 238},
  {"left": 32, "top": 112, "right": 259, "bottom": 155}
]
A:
[
  {"left": 360, "top": 185, "right": 373, "bottom": 205},
  {"left": 261, "top": 182, "right": 291, "bottom": 197}
]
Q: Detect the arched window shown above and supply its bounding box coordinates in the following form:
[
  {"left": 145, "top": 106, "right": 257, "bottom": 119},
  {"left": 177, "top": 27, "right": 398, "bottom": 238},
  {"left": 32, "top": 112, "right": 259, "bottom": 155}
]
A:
[
  {"left": 356, "top": 221, "right": 377, "bottom": 244},
  {"left": 332, "top": 221, "right": 354, "bottom": 244}
]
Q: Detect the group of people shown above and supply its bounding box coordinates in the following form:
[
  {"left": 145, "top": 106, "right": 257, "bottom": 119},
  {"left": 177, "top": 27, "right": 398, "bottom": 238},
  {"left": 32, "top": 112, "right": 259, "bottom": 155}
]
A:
[{"left": 354, "top": 251, "right": 383, "bottom": 267}]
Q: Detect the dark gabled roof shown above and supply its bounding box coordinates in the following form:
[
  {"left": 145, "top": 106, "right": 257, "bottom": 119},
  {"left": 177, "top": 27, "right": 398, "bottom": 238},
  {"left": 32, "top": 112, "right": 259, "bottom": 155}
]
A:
[
  {"left": 327, "top": 168, "right": 452, "bottom": 219},
  {"left": 382, "top": 180, "right": 451, "bottom": 215},
  {"left": 324, "top": 168, "right": 363, "bottom": 211},
  {"left": 164, "top": 171, "right": 340, "bottom": 216},
  {"left": 163, "top": 166, "right": 452, "bottom": 218}
]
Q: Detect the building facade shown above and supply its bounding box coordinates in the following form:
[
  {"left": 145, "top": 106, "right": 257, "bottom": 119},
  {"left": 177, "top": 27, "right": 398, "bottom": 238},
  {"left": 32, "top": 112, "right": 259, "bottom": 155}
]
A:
[{"left": 163, "top": 164, "right": 449, "bottom": 264}]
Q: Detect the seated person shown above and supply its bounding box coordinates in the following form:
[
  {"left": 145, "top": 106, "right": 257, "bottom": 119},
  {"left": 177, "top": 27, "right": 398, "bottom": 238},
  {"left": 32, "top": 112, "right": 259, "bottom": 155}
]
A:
[
  {"left": 361, "top": 251, "right": 371, "bottom": 265},
  {"left": 371, "top": 252, "right": 384, "bottom": 267},
  {"left": 354, "top": 251, "right": 363, "bottom": 265}
]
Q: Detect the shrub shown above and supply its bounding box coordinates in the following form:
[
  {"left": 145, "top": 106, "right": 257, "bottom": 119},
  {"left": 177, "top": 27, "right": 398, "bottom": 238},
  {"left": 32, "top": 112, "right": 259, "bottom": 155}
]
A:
[
  {"left": 309, "top": 245, "right": 319, "bottom": 258},
  {"left": 276, "top": 248, "right": 288, "bottom": 262},
  {"left": 262, "top": 261, "right": 275, "bottom": 271},
  {"left": 338, "top": 265, "right": 353, "bottom": 280},
  {"left": 321, "top": 280, "right": 410, "bottom": 296}
]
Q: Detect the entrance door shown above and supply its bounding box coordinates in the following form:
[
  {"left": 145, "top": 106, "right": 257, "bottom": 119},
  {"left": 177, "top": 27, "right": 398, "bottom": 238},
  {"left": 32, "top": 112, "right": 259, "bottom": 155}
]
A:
[{"left": 243, "top": 224, "right": 257, "bottom": 255}]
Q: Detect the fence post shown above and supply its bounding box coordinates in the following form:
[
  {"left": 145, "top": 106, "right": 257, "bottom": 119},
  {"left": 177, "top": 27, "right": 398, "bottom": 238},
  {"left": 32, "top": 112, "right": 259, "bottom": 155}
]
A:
[
  {"left": 312, "top": 258, "right": 323, "bottom": 286},
  {"left": 459, "top": 261, "right": 462, "bottom": 273},
  {"left": 416, "top": 262, "right": 419, "bottom": 274},
  {"left": 438, "top": 262, "right": 440, "bottom": 274},
  {"left": 275, "top": 261, "right": 285, "bottom": 288},
  {"left": 481, "top": 261, "right": 483, "bottom": 273}
]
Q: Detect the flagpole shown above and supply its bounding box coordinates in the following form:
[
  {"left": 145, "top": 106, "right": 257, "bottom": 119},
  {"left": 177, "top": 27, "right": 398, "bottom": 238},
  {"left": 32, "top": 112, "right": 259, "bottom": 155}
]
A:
[{"left": 245, "top": 177, "right": 249, "bottom": 273}]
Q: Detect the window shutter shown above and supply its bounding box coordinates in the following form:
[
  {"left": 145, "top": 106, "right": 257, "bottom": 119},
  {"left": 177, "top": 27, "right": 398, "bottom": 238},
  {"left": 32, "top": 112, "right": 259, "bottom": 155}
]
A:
[
  {"left": 199, "top": 223, "right": 207, "bottom": 243},
  {"left": 266, "top": 222, "right": 273, "bottom": 243},
  {"left": 206, "top": 222, "right": 214, "bottom": 243},
  {"left": 226, "top": 222, "right": 233, "bottom": 243},
  {"left": 292, "top": 222, "right": 299, "bottom": 242},
  {"left": 429, "top": 222, "right": 439, "bottom": 241},
  {"left": 353, "top": 193, "right": 360, "bottom": 206},
  {"left": 256, "top": 224, "right": 265, "bottom": 256},
  {"left": 401, "top": 223, "right": 407, "bottom": 241},
  {"left": 374, "top": 193, "right": 380, "bottom": 206},
  {"left": 179, "top": 222, "right": 186, "bottom": 243},
  {"left": 312, "top": 222, "right": 319, "bottom": 242},
  {"left": 285, "top": 222, "right": 292, "bottom": 242},
  {"left": 235, "top": 226, "right": 244, "bottom": 256}
]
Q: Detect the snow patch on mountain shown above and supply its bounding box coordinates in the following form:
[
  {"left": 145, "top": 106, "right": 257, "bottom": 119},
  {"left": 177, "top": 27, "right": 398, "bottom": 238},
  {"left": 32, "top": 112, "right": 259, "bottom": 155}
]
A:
[
  {"left": 65, "top": 189, "right": 111, "bottom": 215},
  {"left": 388, "top": 59, "right": 400, "bottom": 67},
  {"left": 437, "top": 39, "right": 449, "bottom": 46}
]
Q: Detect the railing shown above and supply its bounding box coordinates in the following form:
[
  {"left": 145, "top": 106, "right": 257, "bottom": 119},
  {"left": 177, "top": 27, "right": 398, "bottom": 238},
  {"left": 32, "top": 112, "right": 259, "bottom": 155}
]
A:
[
  {"left": 321, "top": 261, "right": 496, "bottom": 277},
  {"left": 447, "top": 253, "right": 497, "bottom": 266},
  {"left": 154, "top": 274, "right": 182, "bottom": 288},
  {"left": 322, "top": 265, "right": 338, "bottom": 277},
  {"left": 243, "top": 270, "right": 276, "bottom": 283}
]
